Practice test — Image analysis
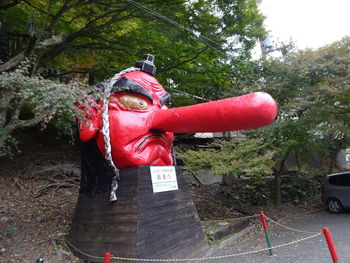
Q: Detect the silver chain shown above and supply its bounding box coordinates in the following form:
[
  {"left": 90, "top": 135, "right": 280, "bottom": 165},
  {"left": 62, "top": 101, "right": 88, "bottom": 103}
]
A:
[{"left": 101, "top": 67, "right": 140, "bottom": 201}]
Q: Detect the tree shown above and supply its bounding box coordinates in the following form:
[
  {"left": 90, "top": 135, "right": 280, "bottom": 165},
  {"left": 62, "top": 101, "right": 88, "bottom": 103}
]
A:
[
  {"left": 0, "top": 60, "right": 90, "bottom": 156},
  {"left": 0, "top": 0, "right": 266, "bottom": 155},
  {"left": 0, "top": 0, "right": 265, "bottom": 79},
  {"left": 247, "top": 37, "right": 350, "bottom": 206}
]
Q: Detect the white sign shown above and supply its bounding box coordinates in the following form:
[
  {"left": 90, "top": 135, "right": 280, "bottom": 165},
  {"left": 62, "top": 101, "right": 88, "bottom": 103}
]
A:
[{"left": 150, "top": 166, "right": 178, "bottom": 193}]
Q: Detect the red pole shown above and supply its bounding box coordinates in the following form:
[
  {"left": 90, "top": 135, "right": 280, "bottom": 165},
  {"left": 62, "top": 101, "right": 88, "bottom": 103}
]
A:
[
  {"left": 104, "top": 252, "right": 111, "bottom": 263},
  {"left": 260, "top": 210, "right": 268, "bottom": 230},
  {"left": 260, "top": 211, "right": 272, "bottom": 255},
  {"left": 323, "top": 228, "right": 339, "bottom": 263}
]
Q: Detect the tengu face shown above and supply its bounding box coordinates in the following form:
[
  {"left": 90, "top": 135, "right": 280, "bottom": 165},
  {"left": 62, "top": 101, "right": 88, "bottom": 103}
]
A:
[{"left": 95, "top": 71, "right": 174, "bottom": 168}]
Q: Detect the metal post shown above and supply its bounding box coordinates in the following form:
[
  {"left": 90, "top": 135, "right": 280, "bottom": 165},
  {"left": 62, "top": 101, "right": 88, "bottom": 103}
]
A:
[
  {"left": 260, "top": 210, "right": 273, "bottom": 255},
  {"left": 323, "top": 228, "right": 339, "bottom": 263},
  {"left": 104, "top": 252, "right": 111, "bottom": 263}
]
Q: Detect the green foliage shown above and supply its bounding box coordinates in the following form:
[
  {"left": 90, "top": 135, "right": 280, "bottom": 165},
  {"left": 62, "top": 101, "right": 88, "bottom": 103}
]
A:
[
  {"left": 179, "top": 138, "right": 275, "bottom": 178},
  {"left": 281, "top": 172, "right": 324, "bottom": 204},
  {"left": 0, "top": 129, "right": 18, "bottom": 157},
  {"left": 1, "top": 0, "right": 266, "bottom": 104},
  {"left": 0, "top": 1, "right": 268, "bottom": 156},
  {"left": 248, "top": 37, "right": 350, "bottom": 170},
  {"left": 223, "top": 177, "right": 272, "bottom": 206},
  {"left": 178, "top": 137, "right": 275, "bottom": 206},
  {"left": 0, "top": 61, "right": 91, "bottom": 155},
  {"left": 206, "top": 233, "right": 215, "bottom": 244},
  {"left": 223, "top": 171, "right": 324, "bottom": 206}
]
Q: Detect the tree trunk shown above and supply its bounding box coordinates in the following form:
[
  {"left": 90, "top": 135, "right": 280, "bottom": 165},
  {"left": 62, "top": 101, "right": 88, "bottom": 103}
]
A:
[
  {"left": 274, "top": 148, "right": 291, "bottom": 207},
  {"left": 4, "top": 114, "right": 45, "bottom": 134},
  {"left": 0, "top": 92, "right": 14, "bottom": 128},
  {"left": 274, "top": 168, "right": 281, "bottom": 207},
  {"left": 0, "top": 35, "right": 36, "bottom": 73},
  {"left": 328, "top": 138, "right": 346, "bottom": 174},
  {"left": 2, "top": 97, "right": 46, "bottom": 135},
  {"left": 294, "top": 150, "right": 302, "bottom": 177},
  {"left": 329, "top": 152, "right": 338, "bottom": 174},
  {"left": 0, "top": 51, "right": 25, "bottom": 72}
]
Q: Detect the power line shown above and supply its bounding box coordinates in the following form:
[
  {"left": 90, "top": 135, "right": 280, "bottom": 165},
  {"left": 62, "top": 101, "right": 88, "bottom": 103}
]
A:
[
  {"left": 124, "top": 0, "right": 273, "bottom": 75},
  {"left": 125, "top": 0, "right": 222, "bottom": 47},
  {"left": 125, "top": 0, "right": 228, "bottom": 58},
  {"left": 167, "top": 87, "right": 210, "bottom": 102},
  {"left": 123, "top": 0, "right": 275, "bottom": 101}
]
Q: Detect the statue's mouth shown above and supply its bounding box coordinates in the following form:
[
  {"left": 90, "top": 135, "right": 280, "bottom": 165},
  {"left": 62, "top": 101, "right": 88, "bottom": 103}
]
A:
[{"left": 136, "top": 134, "right": 168, "bottom": 152}]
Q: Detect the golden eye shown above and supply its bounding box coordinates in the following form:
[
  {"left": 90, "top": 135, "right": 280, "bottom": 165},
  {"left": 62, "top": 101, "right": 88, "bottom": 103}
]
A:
[{"left": 118, "top": 95, "right": 148, "bottom": 110}]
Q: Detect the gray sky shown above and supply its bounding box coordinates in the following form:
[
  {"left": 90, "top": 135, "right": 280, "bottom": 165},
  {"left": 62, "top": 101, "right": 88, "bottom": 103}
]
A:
[{"left": 259, "top": 0, "right": 350, "bottom": 50}]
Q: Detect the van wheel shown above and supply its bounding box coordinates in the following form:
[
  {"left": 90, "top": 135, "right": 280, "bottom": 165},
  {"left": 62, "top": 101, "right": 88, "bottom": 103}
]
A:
[{"left": 327, "top": 198, "right": 343, "bottom": 213}]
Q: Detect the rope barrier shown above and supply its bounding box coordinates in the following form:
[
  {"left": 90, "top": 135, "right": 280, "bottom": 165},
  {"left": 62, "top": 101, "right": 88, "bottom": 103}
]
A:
[
  {"left": 265, "top": 215, "right": 320, "bottom": 235},
  {"left": 66, "top": 232, "right": 321, "bottom": 262},
  {"left": 67, "top": 240, "right": 103, "bottom": 260}
]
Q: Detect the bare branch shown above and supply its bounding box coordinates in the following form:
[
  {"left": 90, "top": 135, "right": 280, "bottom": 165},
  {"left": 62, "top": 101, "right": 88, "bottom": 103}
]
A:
[
  {"left": 4, "top": 96, "right": 46, "bottom": 134},
  {"left": 0, "top": 92, "right": 15, "bottom": 127},
  {"left": 22, "top": 0, "right": 50, "bottom": 15},
  {"left": 22, "top": 0, "right": 88, "bottom": 29},
  {"left": 39, "top": 34, "right": 66, "bottom": 47},
  {"left": 47, "top": 0, "right": 95, "bottom": 33},
  {"left": 0, "top": 51, "right": 25, "bottom": 72},
  {"left": 4, "top": 112, "right": 46, "bottom": 134},
  {"left": 33, "top": 10, "right": 137, "bottom": 73},
  {"left": 0, "top": 36, "right": 36, "bottom": 73},
  {"left": 46, "top": 1, "right": 70, "bottom": 32}
]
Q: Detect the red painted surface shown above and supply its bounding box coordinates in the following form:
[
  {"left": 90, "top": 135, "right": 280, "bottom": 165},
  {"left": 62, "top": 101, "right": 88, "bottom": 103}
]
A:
[
  {"left": 260, "top": 210, "right": 268, "bottom": 230},
  {"left": 76, "top": 99, "right": 101, "bottom": 142},
  {"left": 152, "top": 92, "right": 277, "bottom": 133},
  {"left": 104, "top": 252, "right": 111, "bottom": 263},
  {"left": 323, "top": 228, "right": 339, "bottom": 262},
  {"left": 78, "top": 70, "right": 278, "bottom": 169}
]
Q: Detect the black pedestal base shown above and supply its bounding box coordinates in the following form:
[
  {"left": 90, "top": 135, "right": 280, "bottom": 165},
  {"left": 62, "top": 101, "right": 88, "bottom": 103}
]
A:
[{"left": 68, "top": 166, "right": 208, "bottom": 262}]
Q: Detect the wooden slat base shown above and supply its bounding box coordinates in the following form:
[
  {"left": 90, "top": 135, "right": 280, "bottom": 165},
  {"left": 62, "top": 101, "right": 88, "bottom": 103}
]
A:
[{"left": 67, "top": 166, "right": 208, "bottom": 262}]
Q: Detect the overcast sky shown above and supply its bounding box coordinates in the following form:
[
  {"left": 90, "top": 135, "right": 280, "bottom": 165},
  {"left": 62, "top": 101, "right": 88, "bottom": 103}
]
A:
[{"left": 259, "top": 0, "right": 350, "bottom": 50}]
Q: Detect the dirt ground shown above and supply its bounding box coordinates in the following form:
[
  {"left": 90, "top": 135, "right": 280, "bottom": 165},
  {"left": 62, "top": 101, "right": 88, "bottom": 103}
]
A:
[
  {"left": 0, "top": 130, "right": 81, "bottom": 263},
  {"left": 0, "top": 129, "right": 322, "bottom": 263}
]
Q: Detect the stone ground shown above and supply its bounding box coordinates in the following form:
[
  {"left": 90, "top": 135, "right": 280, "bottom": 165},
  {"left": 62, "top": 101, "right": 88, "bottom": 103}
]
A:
[{"left": 202, "top": 210, "right": 350, "bottom": 263}]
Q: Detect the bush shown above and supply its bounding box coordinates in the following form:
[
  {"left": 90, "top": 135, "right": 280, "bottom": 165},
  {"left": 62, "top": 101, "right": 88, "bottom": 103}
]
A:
[
  {"left": 178, "top": 138, "right": 275, "bottom": 205},
  {"left": 0, "top": 62, "right": 95, "bottom": 155},
  {"left": 0, "top": 129, "right": 18, "bottom": 157},
  {"left": 281, "top": 172, "right": 324, "bottom": 203},
  {"left": 178, "top": 138, "right": 275, "bottom": 178},
  {"left": 223, "top": 177, "right": 273, "bottom": 206}
]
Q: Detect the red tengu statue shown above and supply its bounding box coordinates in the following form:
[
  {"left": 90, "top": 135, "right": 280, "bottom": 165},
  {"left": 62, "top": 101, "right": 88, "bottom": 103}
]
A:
[
  {"left": 68, "top": 54, "right": 277, "bottom": 263},
  {"left": 78, "top": 57, "right": 276, "bottom": 169},
  {"left": 78, "top": 70, "right": 175, "bottom": 168}
]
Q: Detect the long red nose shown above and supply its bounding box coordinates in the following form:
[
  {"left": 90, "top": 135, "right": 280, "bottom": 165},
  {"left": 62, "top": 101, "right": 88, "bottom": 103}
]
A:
[{"left": 151, "top": 92, "right": 277, "bottom": 133}]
